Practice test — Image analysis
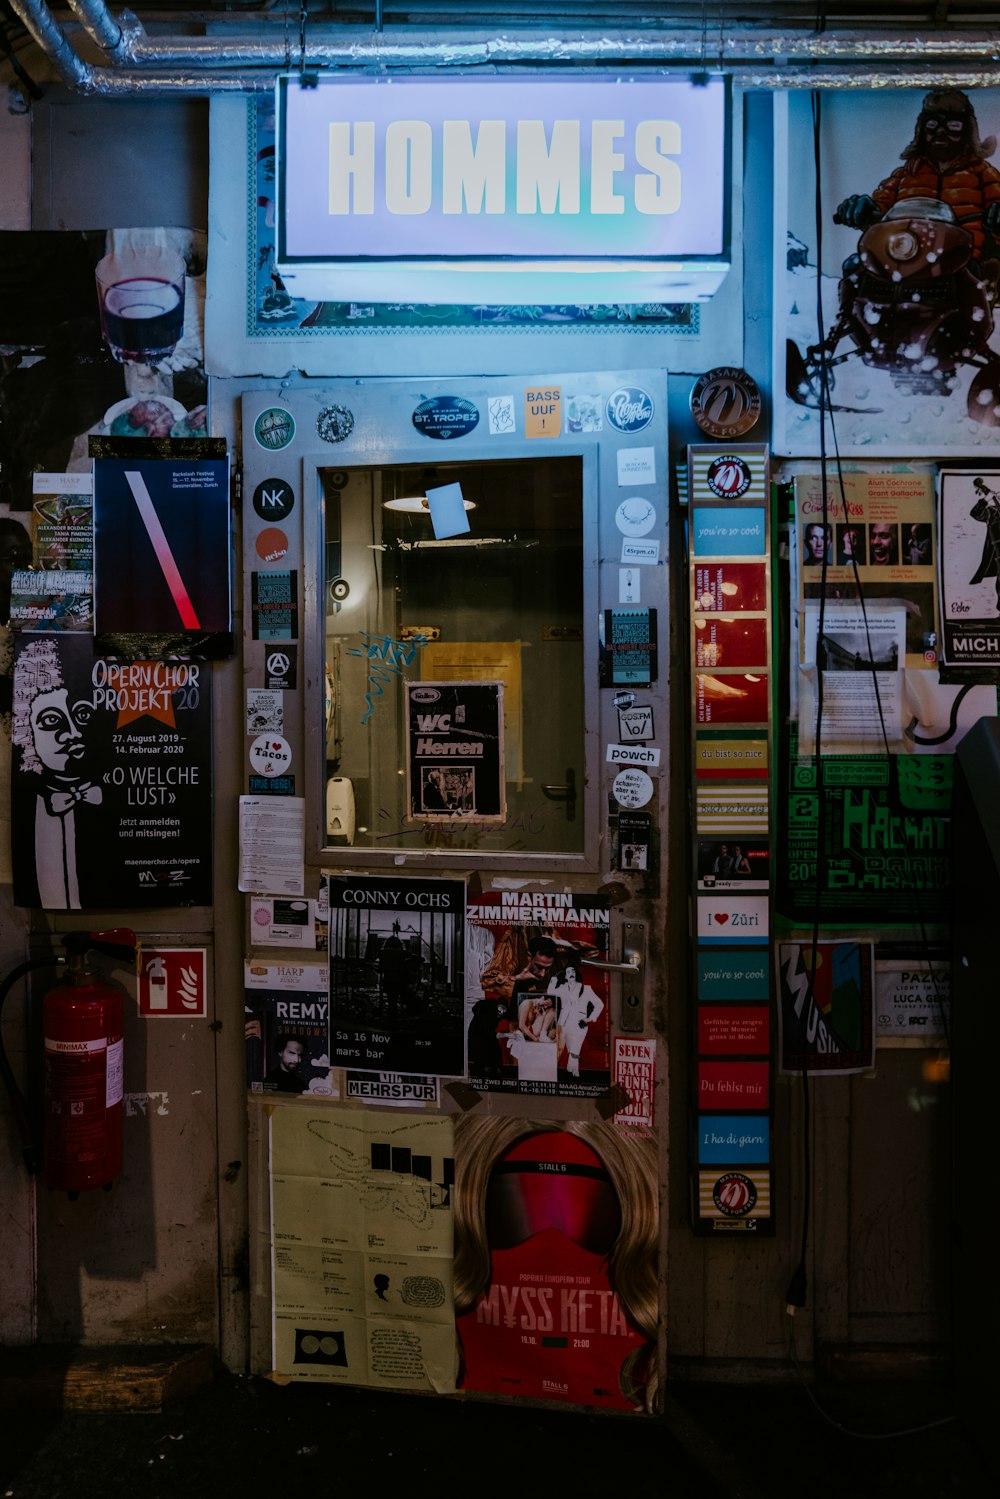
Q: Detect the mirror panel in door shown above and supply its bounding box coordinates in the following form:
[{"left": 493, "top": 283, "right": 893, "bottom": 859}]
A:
[{"left": 323, "top": 456, "right": 585, "bottom": 856}]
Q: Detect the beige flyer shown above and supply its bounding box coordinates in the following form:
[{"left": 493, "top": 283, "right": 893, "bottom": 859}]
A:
[
  {"left": 269, "top": 1105, "right": 456, "bottom": 1391},
  {"left": 794, "top": 472, "right": 938, "bottom": 670},
  {"left": 793, "top": 472, "right": 996, "bottom": 753}
]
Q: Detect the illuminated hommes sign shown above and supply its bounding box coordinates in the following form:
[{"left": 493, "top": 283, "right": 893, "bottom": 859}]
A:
[{"left": 276, "top": 74, "right": 729, "bottom": 303}]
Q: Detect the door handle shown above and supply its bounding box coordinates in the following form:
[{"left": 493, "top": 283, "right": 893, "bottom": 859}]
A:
[
  {"left": 587, "top": 922, "right": 645, "bottom": 1032},
  {"left": 586, "top": 954, "right": 641, "bottom": 974},
  {"left": 541, "top": 767, "right": 576, "bottom": 821}
]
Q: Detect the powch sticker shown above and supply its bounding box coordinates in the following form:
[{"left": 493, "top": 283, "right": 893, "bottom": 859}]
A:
[
  {"left": 413, "top": 396, "right": 480, "bottom": 440},
  {"left": 606, "top": 386, "right": 654, "bottom": 434}
]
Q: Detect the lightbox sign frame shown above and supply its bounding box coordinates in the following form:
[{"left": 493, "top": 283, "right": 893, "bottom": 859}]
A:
[{"left": 275, "top": 73, "right": 730, "bottom": 304}]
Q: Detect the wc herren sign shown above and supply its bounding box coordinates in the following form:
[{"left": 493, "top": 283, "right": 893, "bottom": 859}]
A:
[{"left": 276, "top": 75, "right": 728, "bottom": 302}]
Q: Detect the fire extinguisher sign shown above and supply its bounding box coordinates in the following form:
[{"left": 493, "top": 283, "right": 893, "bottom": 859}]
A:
[{"left": 139, "top": 949, "right": 207, "bottom": 1018}]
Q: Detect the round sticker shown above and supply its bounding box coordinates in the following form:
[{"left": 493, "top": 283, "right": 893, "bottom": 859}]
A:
[
  {"left": 412, "top": 396, "right": 480, "bottom": 440},
  {"left": 252, "top": 478, "right": 294, "bottom": 522},
  {"left": 253, "top": 407, "right": 295, "bottom": 451},
  {"left": 690, "top": 367, "right": 762, "bottom": 439},
  {"left": 606, "top": 386, "right": 654, "bottom": 434},
  {"left": 712, "top": 1172, "right": 758, "bottom": 1217},
  {"left": 249, "top": 734, "right": 292, "bottom": 777},
  {"left": 706, "top": 455, "right": 753, "bottom": 499},
  {"left": 612, "top": 767, "right": 654, "bottom": 809},
  {"left": 255, "top": 527, "right": 289, "bottom": 563},
  {"left": 317, "top": 405, "right": 355, "bottom": 444},
  {"left": 615, "top": 496, "right": 657, "bottom": 537}
]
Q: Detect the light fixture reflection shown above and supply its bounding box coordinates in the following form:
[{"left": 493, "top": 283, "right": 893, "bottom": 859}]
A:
[{"left": 383, "top": 496, "right": 477, "bottom": 513}]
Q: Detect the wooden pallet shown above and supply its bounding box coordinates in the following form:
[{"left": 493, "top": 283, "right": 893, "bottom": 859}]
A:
[{"left": 0, "top": 1343, "right": 214, "bottom": 1412}]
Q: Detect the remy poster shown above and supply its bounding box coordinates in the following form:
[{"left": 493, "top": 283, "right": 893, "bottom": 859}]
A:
[{"left": 11, "top": 633, "right": 212, "bottom": 909}]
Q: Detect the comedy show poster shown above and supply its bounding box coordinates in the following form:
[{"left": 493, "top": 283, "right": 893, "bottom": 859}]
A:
[
  {"left": 11, "top": 633, "right": 212, "bottom": 909},
  {"left": 465, "top": 891, "right": 611, "bottom": 1100},
  {"left": 454, "top": 1118, "right": 659, "bottom": 1412}
]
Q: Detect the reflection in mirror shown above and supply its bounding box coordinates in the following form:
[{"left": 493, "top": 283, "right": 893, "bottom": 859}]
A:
[{"left": 321, "top": 457, "right": 584, "bottom": 856}]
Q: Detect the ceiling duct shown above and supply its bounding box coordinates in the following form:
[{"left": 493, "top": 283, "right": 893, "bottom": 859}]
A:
[{"left": 8, "top": 0, "right": 1000, "bottom": 95}]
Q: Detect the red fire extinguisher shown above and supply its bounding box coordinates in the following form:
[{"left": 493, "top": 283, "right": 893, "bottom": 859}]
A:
[{"left": 0, "top": 930, "right": 137, "bottom": 1196}]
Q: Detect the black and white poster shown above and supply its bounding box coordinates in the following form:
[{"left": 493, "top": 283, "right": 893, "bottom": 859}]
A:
[
  {"left": 939, "top": 469, "right": 1000, "bottom": 667},
  {"left": 327, "top": 876, "right": 466, "bottom": 1077},
  {"left": 12, "top": 633, "right": 212, "bottom": 909},
  {"left": 405, "top": 680, "right": 505, "bottom": 822}
]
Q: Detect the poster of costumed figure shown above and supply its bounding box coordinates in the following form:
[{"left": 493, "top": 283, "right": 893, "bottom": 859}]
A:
[
  {"left": 775, "top": 87, "right": 1000, "bottom": 455},
  {"left": 453, "top": 1117, "right": 659, "bottom": 1411}
]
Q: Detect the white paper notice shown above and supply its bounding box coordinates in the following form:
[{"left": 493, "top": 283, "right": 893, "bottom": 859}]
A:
[
  {"left": 239, "top": 795, "right": 305, "bottom": 895},
  {"left": 616, "top": 446, "right": 656, "bottom": 486},
  {"left": 798, "top": 604, "right": 905, "bottom": 754}
]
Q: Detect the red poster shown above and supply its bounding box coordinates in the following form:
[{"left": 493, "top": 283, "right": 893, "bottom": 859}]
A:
[
  {"left": 454, "top": 1122, "right": 658, "bottom": 1412},
  {"left": 695, "top": 671, "right": 769, "bottom": 725},
  {"left": 693, "top": 562, "right": 767, "bottom": 612},
  {"left": 693, "top": 615, "right": 768, "bottom": 669},
  {"left": 698, "top": 1006, "right": 770, "bottom": 1056},
  {"left": 698, "top": 1060, "right": 770, "bottom": 1108}
]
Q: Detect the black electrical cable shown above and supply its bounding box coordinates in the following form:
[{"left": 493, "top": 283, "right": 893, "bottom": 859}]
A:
[
  {"left": 785, "top": 93, "right": 957, "bottom": 1433},
  {"left": 787, "top": 1319, "right": 958, "bottom": 1440}
]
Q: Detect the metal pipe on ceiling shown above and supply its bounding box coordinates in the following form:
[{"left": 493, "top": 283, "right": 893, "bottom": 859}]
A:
[
  {"left": 64, "top": 0, "right": 125, "bottom": 55},
  {"left": 116, "top": 29, "right": 1000, "bottom": 69},
  {"left": 10, "top": 0, "right": 1000, "bottom": 94}
]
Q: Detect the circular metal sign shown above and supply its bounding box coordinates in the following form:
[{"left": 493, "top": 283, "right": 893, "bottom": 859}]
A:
[{"left": 690, "top": 367, "right": 762, "bottom": 439}]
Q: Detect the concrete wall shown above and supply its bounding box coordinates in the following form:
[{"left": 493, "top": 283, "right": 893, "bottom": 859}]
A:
[{"left": 0, "top": 80, "right": 957, "bottom": 1381}]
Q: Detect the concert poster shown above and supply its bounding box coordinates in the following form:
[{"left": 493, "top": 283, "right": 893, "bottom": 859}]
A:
[{"left": 11, "top": 632, "right": 212, "bottom": 909}]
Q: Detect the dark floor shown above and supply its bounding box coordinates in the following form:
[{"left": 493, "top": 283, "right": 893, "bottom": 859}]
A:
[{"left": 0, "top": 1366, "right": 992, "bottom": 1499}]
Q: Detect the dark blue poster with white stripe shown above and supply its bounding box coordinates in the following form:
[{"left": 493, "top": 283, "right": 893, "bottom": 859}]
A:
[{"left": 91, "top": 440, "right": 232, "bottom": 659}]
